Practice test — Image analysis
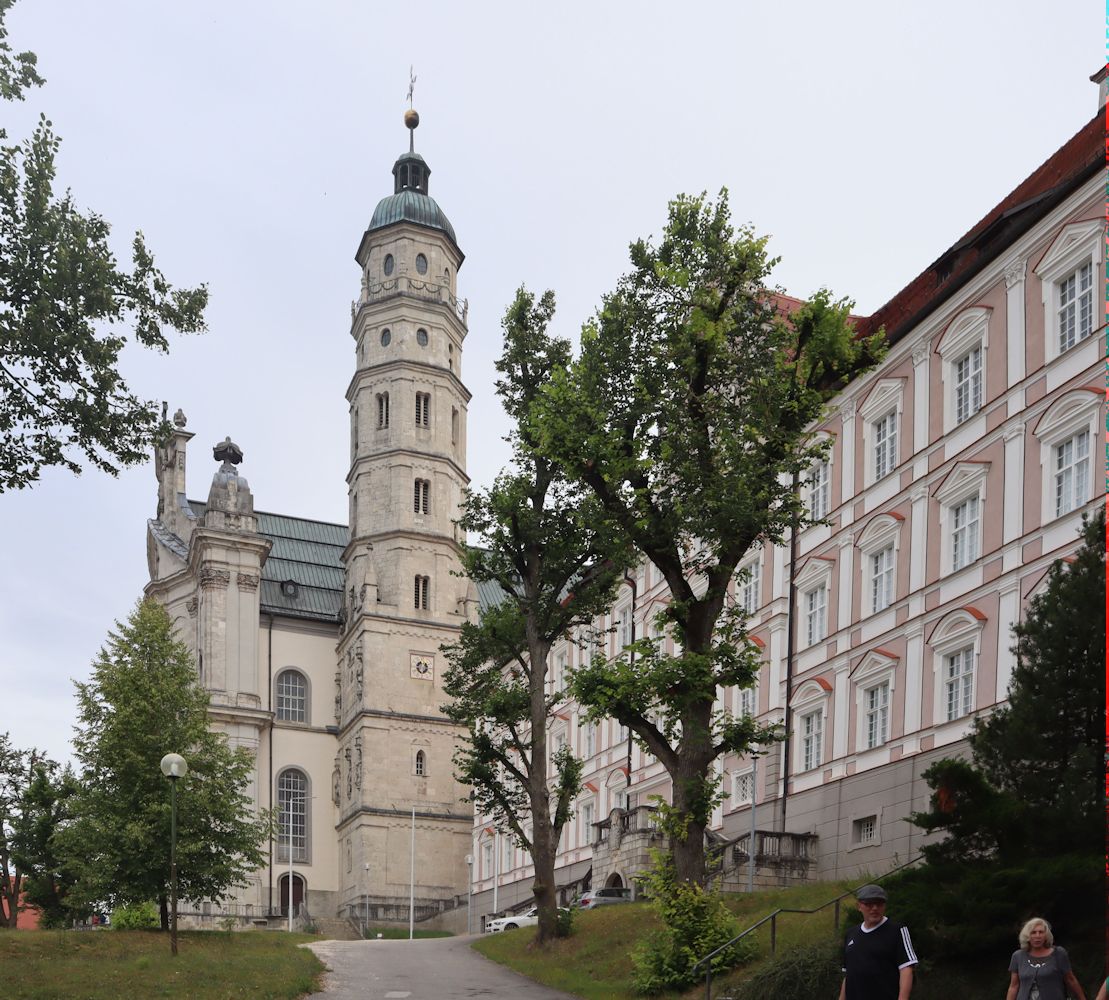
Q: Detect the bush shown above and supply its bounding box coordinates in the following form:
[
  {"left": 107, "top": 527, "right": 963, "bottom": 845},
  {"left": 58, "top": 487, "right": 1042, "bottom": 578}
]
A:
[
  {"left": 631, "top": 855, "right": 756, "bottom": 994},
  {"left": 555, "top": 905, "right": 574, "bottom": 938},
  {"left": 111, "top": 901, "right": 159, "bottom": 929},
  {"left": 727, "top": 939, "right": 842, "bottom": 1000}
]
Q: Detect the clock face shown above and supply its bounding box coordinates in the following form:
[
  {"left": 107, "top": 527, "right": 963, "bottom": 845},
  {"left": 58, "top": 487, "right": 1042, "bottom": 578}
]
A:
[{"left": 410, "top": 655, "right": 433, "bottom": 680}]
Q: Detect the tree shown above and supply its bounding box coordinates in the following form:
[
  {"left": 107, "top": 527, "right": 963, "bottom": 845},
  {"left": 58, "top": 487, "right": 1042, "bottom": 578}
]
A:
[
  {"left": 442, "top": 287, "right": 634, "bottom": 945},
  {"left": 0, "top": 733, "right": 43, "bottom": 927},
  {"left": 10, "top": 760, "right": 82, "bottom": 927},
  {"left": 59, "top": 599, "right": 269, "bottom": 928},
  {"left": 536, "top": 191, "right": 884, "bottom": 884},
  {"left": 0, "top": 0, "right": 207, "bottom": 492},
  {"left": 911, "top": 508, "right": 1105, "bottom": 864}
]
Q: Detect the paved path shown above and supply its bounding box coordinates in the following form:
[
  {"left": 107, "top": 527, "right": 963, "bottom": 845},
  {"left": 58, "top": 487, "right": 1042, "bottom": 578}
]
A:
[{"left": 305, "top": 935, "right": 581, "bottom": 999}]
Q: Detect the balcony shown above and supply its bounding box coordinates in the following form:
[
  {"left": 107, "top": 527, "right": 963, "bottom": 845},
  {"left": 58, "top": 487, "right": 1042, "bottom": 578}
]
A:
[{"left": 352, "top": 276, "right": 468, "bottom": 325}]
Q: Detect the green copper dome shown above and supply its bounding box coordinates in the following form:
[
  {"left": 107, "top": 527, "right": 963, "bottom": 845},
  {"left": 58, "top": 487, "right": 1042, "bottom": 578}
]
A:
[{"left": 367, "top": 150, "right": 458, "bottom": 249}]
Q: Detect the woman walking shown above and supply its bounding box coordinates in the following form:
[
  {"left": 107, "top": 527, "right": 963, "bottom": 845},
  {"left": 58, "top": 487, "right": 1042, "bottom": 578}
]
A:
[{"left": 1005, "top": 917, "right": 1087, "bottom": 1000}]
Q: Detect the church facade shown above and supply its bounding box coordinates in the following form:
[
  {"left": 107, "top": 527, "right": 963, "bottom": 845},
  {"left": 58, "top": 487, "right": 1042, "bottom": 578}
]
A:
[{"left": 145, "top": 110, "right": 476, "bottom": 924}]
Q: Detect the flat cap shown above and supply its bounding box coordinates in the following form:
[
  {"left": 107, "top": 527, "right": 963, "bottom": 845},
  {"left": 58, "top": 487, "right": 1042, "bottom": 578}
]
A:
[{"left": 855, "top": 884, "right": 887, "bottom": 902}]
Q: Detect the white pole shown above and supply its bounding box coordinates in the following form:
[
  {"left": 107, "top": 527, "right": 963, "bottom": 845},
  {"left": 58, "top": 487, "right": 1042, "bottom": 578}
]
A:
[
  {"left": 408, "top": 806, "right": 416, "bottom": 940},
  {"left": 288, "top": 814, "right": 294, "bottom": 933},
  {"left": 492, "top": 831, "right": 499, "bottom": 916},
  {"left": 747, "top": 756, "right": 757, "bottom": 894}
]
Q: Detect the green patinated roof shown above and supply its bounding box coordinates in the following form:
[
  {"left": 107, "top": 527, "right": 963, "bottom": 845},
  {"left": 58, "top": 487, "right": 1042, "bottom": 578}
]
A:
[
  {"left": 189, "top": 502, "right": 346, "bottom": 624},
  {"left": 368, "top": 189, "right": 458, "bottom": 246}
]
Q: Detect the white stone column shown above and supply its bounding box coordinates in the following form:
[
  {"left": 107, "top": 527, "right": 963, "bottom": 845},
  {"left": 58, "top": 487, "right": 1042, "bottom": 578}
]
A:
[
  {"left": 908, "top": 485, "right": 929, "bottom": 611},
  {"left": 911, "top": 339, "right": 930, "bottom": 455},
  {"left": 1002, "top": 420, "right": 1026, "bottom": 550},
  {"left": 836, "top": 532, "right": 854, "bottom": 633},
  {"left": 902, "top": 621, "right": 925, "bottom": 743},
  {"left": 1004, "top": 259, "right": 1027, "bottom": 417},
  {"left": 839, "top": 398, "right": 856, "bottom": 505},
  {"left": 767, "top": 620, "right": 786, "bottom": 712},
  {"left": 831, "top": 658, "right": 849, "bottom": 764},
  {"left": 995, "top": 579, "right": 1021, "bottom": 703}
]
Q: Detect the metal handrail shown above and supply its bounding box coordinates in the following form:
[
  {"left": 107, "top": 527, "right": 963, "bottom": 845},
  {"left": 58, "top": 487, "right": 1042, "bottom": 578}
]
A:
[{"left": 692, "top": 854, "right": 923, "bottom": 1000}]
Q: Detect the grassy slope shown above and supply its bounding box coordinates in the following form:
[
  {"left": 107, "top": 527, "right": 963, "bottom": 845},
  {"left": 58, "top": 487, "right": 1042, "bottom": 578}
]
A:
[
  {"left": 472, "top": 880, "right": 859, "bottom": 1000},
  {"left": 472, "top": 882, "right": 1106, "bottom": 999},
  {"left": 0, "top": 929, "right": 324, "bottom": 1000}
]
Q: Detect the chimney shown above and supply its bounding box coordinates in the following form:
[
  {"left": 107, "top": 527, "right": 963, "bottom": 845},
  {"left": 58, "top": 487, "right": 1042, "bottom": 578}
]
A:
[{"left": 1090, "top": 65, "right": 1109, "bottom": 110}]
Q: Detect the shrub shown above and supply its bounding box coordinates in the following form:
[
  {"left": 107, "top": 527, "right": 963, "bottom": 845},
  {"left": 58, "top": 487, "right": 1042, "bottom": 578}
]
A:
[
  {"left": 631, "top": 855, "right": 756, "bottom": 994},
  {"left": 555, "top": 905, "right": 574, "bottom": 938},
  {"left": 111, "top": 901, "right": 159, "bottom": 929},
  {"left": 727, "top": 939, "right": 842, "bottom": 1000}
]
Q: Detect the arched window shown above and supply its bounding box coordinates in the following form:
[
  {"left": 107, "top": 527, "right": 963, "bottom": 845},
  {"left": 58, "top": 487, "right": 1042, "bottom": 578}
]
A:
[
  {"left": 277, "top": 768, "right": 309, "bottom": 862},
  {"left": 276, "top": 669, "right": 308, "bottom": 723},
  {"left": 414, "top": 575, "right": 430, "bottom": 610},
  {"left": 415, "top": 750, "right": 426, "bottom": 776}
]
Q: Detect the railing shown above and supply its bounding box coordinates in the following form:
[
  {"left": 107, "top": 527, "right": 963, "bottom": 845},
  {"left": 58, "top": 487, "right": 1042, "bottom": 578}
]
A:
[
  {"left": 594, "top": 804, "right": 660, "bottom": 847},
  {"left": 720, "top": 829, "right": 819, "bottom": 866},
  {"left": 351, "top": 276, "right": 468, "bottom": 324},
  {"left": 691, "top": 854, "right": 924, "bottom": 1000}
]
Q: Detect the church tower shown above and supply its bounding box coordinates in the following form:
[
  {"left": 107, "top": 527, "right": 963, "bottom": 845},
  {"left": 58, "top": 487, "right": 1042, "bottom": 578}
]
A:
[{"left": 336, "top": 106, "right": 476, "bottom": 915}]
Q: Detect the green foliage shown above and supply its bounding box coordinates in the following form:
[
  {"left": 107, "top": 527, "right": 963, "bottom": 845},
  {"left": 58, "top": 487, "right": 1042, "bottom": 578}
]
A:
[
  {"left": 630, "top": 852, "right": 755, "bottom": 993},
  {"left": 555, "top": 903, "right": 575, "bottom": 938},
  {"left": 535, "top": 190, "right": 882, "bottom": 882},
  {"left": 727, "top": 938, "right": 843, "bottom": 1000},
  {"left": 0, "top": 1, "right": 207, "bottom": 491},
  {"left": 112, "top": 901, "right": 159, "bottom": 930},
  {"left": 443, "top": 287, "right": 634, "bottom": 944},
  {"left": 59, "top": 599, "right": 270, "bottom": 920},
  {"left": 911, "top": 510, "right": 1105, "bottom": 864},
  {"left": 881, "top": 852, "right": 1101, "bottom": 964}
]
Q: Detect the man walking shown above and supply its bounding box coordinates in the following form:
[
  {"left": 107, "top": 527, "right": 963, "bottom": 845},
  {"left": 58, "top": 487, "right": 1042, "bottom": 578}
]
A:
[{"left": 839, "top": 884, "right": 918, "bottom": 1000}]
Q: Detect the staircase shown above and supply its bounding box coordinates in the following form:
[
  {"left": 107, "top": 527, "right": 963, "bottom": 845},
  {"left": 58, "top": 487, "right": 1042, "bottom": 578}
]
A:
[{"left": 313, "top": 915, "right": 362, "bottom": 940}]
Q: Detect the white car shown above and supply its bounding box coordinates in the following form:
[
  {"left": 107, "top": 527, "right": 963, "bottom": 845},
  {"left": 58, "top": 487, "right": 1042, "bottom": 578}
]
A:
[{"left": 485, "top": 906, "right": 540, "bottom": 933}]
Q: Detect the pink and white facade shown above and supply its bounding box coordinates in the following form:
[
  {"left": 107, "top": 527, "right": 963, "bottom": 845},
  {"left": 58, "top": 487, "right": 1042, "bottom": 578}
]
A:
[{"left": 471, "top": 98, "right": 1105, "bottom": 918}]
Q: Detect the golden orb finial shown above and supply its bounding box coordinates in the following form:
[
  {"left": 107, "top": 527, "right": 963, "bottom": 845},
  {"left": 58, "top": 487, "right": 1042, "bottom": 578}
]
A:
[{"left": 404, "top": 108, "right": 420, "bottom": 130}]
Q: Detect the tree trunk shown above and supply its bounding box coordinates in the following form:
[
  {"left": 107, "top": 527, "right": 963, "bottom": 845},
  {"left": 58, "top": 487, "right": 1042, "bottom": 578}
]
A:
[
  {"left": 669, "top": 759, "right": 709, "bottom": 886},
  {"left": 159, "top": 894, "right": 169, "bottom": 931},
  {"left": 530, "top": 807, "right": 559, "bottom": 947}
]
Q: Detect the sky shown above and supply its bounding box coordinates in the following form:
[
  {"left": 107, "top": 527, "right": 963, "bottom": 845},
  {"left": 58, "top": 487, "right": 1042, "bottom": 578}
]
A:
[{"left": 0, "top": 0, "right": 1101, "bottom": 766}]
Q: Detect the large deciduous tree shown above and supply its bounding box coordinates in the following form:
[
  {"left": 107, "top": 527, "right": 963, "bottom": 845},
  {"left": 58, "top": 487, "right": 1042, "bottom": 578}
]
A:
[
  {"left": 537, "top": 192, "right": 884, "bottom": 885},
  {"left": 0, "top": 0, "right": 207, "bottom": 492},
  {"left": 0, "top": 733, "right": 42, "bottom": 927},
  {"left": 443, "top": 288, "right": 633, "bottom": 945},
  {"left": 60, "top": 599, "right": 269, "bottom": 929}
]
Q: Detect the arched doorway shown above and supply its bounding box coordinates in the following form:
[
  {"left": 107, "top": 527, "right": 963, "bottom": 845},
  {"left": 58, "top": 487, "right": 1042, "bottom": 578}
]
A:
[
  {"left": 279, "top": 873, "right": 306, "bottom": 917},
  {"left": 605, "top": 872, "right": 624, "bottom": 888}
]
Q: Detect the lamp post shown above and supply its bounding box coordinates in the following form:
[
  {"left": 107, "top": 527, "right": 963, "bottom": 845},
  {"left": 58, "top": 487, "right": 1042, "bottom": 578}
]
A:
[
  {"left": 464, "top": 854, "right": 473, "bottom": 936},
  {"left": 159, "top": 753, "right": 188, "bottom": 956}
]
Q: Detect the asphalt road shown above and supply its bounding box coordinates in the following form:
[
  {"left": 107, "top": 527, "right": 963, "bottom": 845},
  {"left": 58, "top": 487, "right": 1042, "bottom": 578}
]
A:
[{"left": 305, "top": 935, "right": 582, "bottom": 999}]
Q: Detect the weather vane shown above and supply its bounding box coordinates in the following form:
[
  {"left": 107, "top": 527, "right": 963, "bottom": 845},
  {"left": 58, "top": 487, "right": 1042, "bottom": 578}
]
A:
[{"left": 407, "top": 66, "right": 416, "bottom": 109}]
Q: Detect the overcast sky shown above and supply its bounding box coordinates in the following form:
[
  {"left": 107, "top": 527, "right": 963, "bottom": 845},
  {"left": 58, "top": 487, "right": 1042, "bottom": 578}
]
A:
[{"left": 0, "top": 0, "right": 1099, "bottom": 765}]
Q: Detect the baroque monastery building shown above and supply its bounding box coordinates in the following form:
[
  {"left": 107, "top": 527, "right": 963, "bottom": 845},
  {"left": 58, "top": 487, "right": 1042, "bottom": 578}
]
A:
[{"left": 146, "top": 88, "right": 1105, "bottom": 927}]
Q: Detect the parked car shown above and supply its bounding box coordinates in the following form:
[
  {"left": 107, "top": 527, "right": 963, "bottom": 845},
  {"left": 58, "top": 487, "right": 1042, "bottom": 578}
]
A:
[
  {"left": 577, "top": 887, "right": 632, "bottom": 909},
  {"left": 485, "top": 905, "right": 570, "bottom": 933}
]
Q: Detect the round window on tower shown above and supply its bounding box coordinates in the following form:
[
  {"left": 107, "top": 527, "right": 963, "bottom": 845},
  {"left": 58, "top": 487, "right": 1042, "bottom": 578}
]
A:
[
  {"left": 380, "top": 328, "right": 391, "bottom": 347},
  {"left": 416, "top": 328, "right": 429, "bottom": 347},
  {"left": 416, "top": 253, "right": 428, "bottom": 275},
  {"left": 383, "top": 254, "right": 394, "bottom": 276}
]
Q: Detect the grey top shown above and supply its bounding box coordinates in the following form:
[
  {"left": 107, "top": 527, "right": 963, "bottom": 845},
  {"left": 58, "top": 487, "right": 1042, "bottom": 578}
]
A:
[{"left": 1008, "top": 946, "right": 1072, "bottom": 1000}]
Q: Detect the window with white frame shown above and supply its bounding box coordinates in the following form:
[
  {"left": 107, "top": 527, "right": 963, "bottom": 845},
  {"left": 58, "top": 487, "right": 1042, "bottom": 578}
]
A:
[
  {"left": 738, "top": 554, "right": 761, "bottom": 615},
  {"left": 732, "top": 769, "right": 754, "bottom": 806},
  {"left": 851, "top": 649, "right": 898, "bottom": 753},
  {"left": 852, "top": 814, "right": 878, "bottom": 846},
  {"left": 555, "top": 651, "right": 567, "bottom": 695},
  {"left": 1053, "top": 430, "right": 1089, "bottom": 517},
  {"left": 804, "top": 584, "right": 827, "bottom": 646},
  {"left": 860, "top": 380, "right": 905, "bottom": 486},
  {"left": 929, "top": 608, "right": 985, "bottom": 728},
  {"left": 277, "top": 768, "right": 309, "bottom": 862},
  {"left": 863, "top": 682, "right": 889, "bottom": 749},
  {"left": 1035, "top": 219, "right": 1103, "bottom": 361},
  {"left": 582, "top": 721, "right": 596, "bottom": 758},
  {"left": 1033, "top": 390, "right": 1100, "bottom": 523},
  {"left": 872, "top": 412, "right": 897, "bottom": 480},
  {"left": 276, "top": 668, "right": 308, "bottom": 723},
  {"left": 937, "top": 307, "right": 989, "bottom": 432},
  {"left": 856, "top": 513, "right": 902, "bottom": 618},
  {"left": 618, "top": 605, "right": 632, "bottom": 650},
  {"left": 481, "top": 840, "right": 493, "bottom": 877},
  {"left": 935, "top": 462, "right": 988, "bottom": 575},
  {"left": 800, "top": 710, "right": 823, "bottom": 771},
  {"left": 808, "top": 456, "right": 831, "bottom": 521},
  {"left": 944, "top": 647, "right": 975, "bottom": 722},
  {"left": 581, "top": 801, "right": 595, "bottom": 844},
  {"left": 870, "top": 546, "right": 894, "bottom": 613},
  {"left": 738, "top": 684, "right": 756, "bottom": 718},
  {"left": 503, "top": 837, "right": 513, "bottom": 870}
]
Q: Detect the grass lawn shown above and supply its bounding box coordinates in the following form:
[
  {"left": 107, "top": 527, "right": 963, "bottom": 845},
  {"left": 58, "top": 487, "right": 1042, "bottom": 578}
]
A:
[
  {"left": 361, "top": 925, "right": 453, "bottom": 939},
  {"left": 1, "top": 929, "right": 325, "bottom": 1000}
]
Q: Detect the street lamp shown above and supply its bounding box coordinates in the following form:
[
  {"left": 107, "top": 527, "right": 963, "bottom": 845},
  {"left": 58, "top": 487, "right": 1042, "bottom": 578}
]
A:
[{"left": 160, "top": 752, "right": 188, "bottom": 956}]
